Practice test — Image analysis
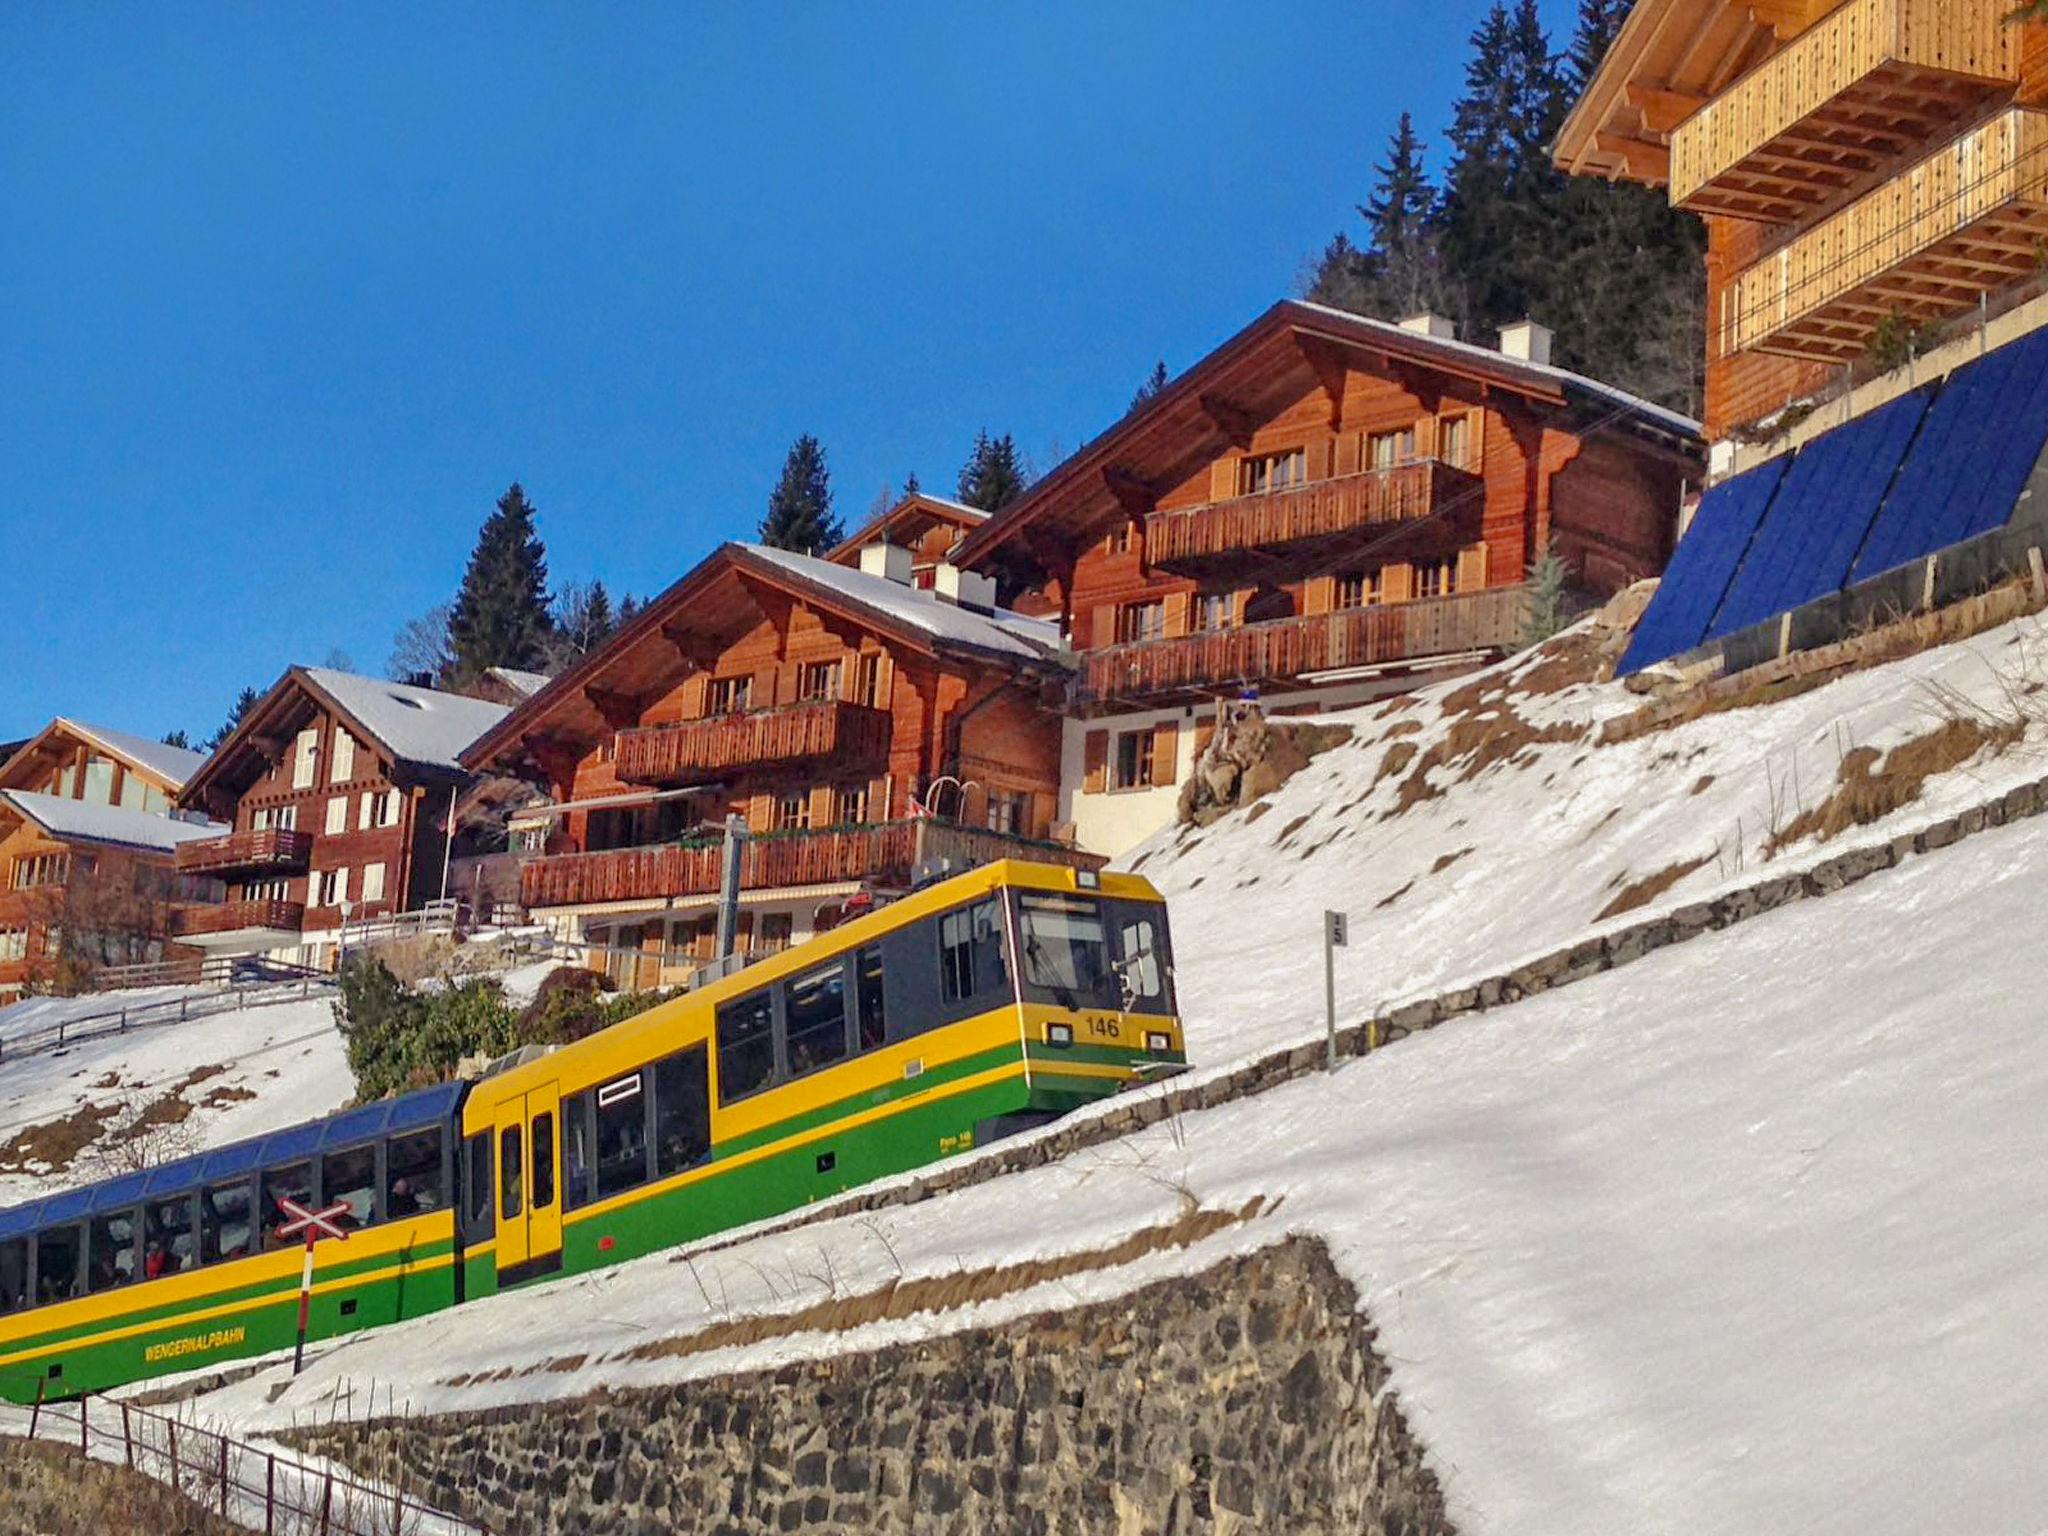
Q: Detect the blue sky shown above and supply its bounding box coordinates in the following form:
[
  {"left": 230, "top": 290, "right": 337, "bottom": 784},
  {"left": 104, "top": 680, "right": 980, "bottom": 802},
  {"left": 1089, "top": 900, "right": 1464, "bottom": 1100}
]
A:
[{"left": 0, "top": 1, "right": 1580, "bottom": 744}]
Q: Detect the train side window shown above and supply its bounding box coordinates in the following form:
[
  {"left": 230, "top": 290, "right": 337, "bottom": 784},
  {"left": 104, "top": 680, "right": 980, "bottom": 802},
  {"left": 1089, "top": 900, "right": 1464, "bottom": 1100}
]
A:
[
  {"left": 34, "top": 1225, "right": 81, "bottom": 1305},
  {"left": 463, "top": 1133, "right": 495, "bottom": 1239},
  {"left": 854, "top": 946, "right": 886, "bottom": 1051},
  {"left": 939, "top": 899, "right": 1007, "bottom": 1006},
  {"left": 561, "top": 1095, "right": 595, "bottom": 1212},
  {"left": 595, "top": 1074, "right": 649, "bottom": 1199},
  {"left": 200, "top": 1181, "right": 254, "bottom": 1266},
  {"left": 653, "top": 1049, "right": 711, "bottom": 1177},
  {"left": 784, "top": 962, "right": 850, "bottom": 1079},
  {"left": 87, "top": 1212, "right": 135, "bottom": 1293},
  {"left": 1116, "top": 914, "right": 1164, "bottom": 1005},
  {"left": 385, "top": 1128, "right": 443, "bottom": 1219},
  {"left": 322, "top": 1145, "right": 377, "bottom": 1229},
  {"left": 0, "top": 1238, "right": 27, "bottom": 1314},
  {"left": 499, "top": 1127, "right": 524, "bottom": 1221},
  {"left": 261, "top": 1163, "right": 314, "bottom": 1251},
  {"left": 143, "top": 1195, "right": 197, "bottom": 1280},
  {"left": 531, "top": 1113, "right": 556, "bottom": 1210},
  {"left": 716, "top": 990, "right": 777, "bottom": 1104}
]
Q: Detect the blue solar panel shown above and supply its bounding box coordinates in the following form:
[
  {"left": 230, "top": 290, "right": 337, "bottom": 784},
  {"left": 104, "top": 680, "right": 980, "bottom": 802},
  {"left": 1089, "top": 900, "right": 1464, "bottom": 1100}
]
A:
[
  {"left": 1853, "top": 327, "right": 2048, "bottom": 581},
  {"left": 1709, "top": 387, "right": 1933, "bottom": 639},
  {"left": 1618, "top": 453, "right": 1792, "bottom": 674}
]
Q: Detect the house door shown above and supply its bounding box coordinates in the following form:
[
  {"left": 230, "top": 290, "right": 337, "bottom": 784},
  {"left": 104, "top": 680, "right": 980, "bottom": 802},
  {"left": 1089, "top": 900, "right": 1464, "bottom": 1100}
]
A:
[{"left": 492, "top": 1082, "right": 564, "bottom": 1286}]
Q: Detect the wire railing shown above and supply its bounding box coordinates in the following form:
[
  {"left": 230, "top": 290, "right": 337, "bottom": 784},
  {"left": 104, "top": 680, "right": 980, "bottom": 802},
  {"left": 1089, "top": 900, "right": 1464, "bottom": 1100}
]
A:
[{"left": 0, "top": 974, "right": 336, "bottom": 1065}]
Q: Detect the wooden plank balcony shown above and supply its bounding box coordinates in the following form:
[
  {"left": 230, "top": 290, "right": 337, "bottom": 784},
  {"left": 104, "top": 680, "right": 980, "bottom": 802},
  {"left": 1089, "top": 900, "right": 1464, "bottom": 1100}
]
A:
[
  {"left": 1079, "top": 586, "right": 1527, "bottom": 708},
  {"left": 520, "top": 820, "right": 1106, "bottom": 911},
  {"left": 613, "top": 700, "right": 893, "bottom": 785},
  {"left": 1144, "top": 461, "right": 1479, "bottom": 575},
  {"left": 1719, "top": 106, "right": 2048, "bottom": 361},
  {"left": 171, "top": 899, "right": 306, "bottom": 939},
  {"left": 1671, "top": 0, "right": 2022, "bottom": 223},
  {"left": 174, "top": 827, "right": 314, "bottom": 878}
]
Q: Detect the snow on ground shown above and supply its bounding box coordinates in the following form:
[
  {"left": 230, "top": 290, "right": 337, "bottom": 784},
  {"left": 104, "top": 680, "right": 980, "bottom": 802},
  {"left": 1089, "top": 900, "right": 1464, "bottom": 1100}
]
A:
[
  {"left": 1145, "top": 606, "right": 2048, "bottom": 1071},
  {"left": 186, "top": 805, "right": 2048, "bottom": 1535},
  {"left": 0, "top": 985, "right": 215, "bottom": 1044}
]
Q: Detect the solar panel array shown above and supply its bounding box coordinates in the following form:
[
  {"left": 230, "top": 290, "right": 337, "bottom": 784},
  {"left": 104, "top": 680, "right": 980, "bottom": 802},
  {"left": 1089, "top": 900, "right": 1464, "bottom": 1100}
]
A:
[{"left": 1620, "top": 329, "right": 2048, "bottom": 674}]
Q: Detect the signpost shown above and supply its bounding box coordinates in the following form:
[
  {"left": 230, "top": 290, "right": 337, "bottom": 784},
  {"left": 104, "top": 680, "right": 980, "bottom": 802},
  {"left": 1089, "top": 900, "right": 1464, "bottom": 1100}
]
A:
[
  {"left": 275, "top": 1197, "right": 352, "bottom": 1376},
  {"left": 1324, "top": 910, "right": 1348, "bottom": 1072}
]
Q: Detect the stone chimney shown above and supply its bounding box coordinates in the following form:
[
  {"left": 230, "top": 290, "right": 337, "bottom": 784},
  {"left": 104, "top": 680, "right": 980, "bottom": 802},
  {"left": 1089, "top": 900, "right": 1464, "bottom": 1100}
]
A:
[
  {"left": 1399, "top": 312, "right": 1457, "bottom": 341},
  {"left": 858, "top": 542, "right": 913, "bottom": 586},
  {"left": 1499, "top": 319, "right": 1554, "bottom": 367}
]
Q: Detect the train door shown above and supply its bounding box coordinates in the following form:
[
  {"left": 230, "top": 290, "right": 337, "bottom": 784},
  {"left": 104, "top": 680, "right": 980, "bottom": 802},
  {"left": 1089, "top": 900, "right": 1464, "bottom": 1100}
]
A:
[{"left": 492, "top": 1081, "right": 564, "bottom": 1285}]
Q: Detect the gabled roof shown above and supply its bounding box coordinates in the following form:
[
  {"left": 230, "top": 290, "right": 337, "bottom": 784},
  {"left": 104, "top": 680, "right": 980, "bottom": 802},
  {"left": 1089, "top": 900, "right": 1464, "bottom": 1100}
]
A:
[
  {"left": 182, "top": 668, "right": 511, "bottom": 809},
  {"left": 462, "top": 541, "right": 1068, "bottom": 772},
  {"left": 828, "top": 492, "right": 991, "bottom": 566},
  {"left": 484, "top": 667, "right": 553, "bottom": 700},
  {"left": 0, "top": 718, "right": 207, "bottom": 795},
  {"left": 954, "top": 299, "right": 1701, "bottom": 573},
  {"left": 0, "top": 789, "right": 224, "bottom": 856}
]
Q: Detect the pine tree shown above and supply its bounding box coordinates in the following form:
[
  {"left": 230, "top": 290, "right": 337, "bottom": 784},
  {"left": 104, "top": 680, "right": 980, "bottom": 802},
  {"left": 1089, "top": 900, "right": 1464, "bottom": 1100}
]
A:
[
  {"left": 448, "top": 484, "right": 553, "bottom": 683},
  {"left": 1130, "top": 361, "right": 1169, "bottom": 411},
  {"left": 957, "top": 431, "right": 1027, "bottom": 513},
  {"left": 758, "top": 435, "right": 843, "bottom": 552},
  {"left": 207, "top": 687, "right": 260, "bottom": 751},
  {"left": 903, "top": 470, "right": 921, "bottom": 497},
  {"left": 160, "top": 729, "right": 193, "bottom": 750},
  {"left": 1365, "top": 112, "right": 1435, "bottom": 261},
  {"left": 1310, "top": 115, "right": 1455, "bottom": 322},
  {"left": 1565, "top": 0, "right": 1631, "bottom": 91}
]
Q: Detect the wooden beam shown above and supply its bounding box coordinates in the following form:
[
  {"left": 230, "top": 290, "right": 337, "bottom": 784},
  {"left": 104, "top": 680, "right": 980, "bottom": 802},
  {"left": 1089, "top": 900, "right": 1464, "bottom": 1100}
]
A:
[
  {"left": 1103, "top": 466, "right": 1160, "bottom": 519},
  {"left": 1625, "top": 82, "right": 1706, "bottom": 135},
  {"left": 1594, "top": 132, "right": 1671, "bottom": 182},
  {"left": 1294, "top": 335, "right": 1350, "bottom": 431},
  {"left": 1196, "top": 392, "right": 1260, "bottom": 449},
  {"left": 659, "top": 622, "right": 720, "bottom": 672},
  {"left": 582, "top": 686, "right": 642, "bottom": 732}
]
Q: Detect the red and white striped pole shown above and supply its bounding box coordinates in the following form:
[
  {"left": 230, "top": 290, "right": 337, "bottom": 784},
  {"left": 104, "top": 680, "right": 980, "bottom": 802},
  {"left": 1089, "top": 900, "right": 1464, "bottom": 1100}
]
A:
[{"left": 293, "top": 1229, "right": 317, "bottom": 1376}]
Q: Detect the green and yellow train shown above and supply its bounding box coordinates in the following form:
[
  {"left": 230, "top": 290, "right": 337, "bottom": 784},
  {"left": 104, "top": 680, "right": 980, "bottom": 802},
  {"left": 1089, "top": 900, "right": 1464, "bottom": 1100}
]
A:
[{"left": 0, "top": 861, "right": 1183, "bottom": 1403}]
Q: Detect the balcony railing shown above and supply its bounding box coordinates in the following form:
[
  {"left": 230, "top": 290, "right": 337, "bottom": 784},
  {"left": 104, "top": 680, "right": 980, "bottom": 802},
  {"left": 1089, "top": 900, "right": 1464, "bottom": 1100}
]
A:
[
  {"left": 613, "top": 700, "right": 893, "bottom": 785},
  {"left": 174, "top": 827, "right": 314, "bottom": 878},
  {"left": 520, "top": 820, "right": 1107, "bottom": 911},
  {"left": 1080, "top": 586, "right": 1527, "bottom": 707},
  {"left": 1671, "top": 0, "right": 2021, "bottom": 222},
  {"left": 1719, "top": 107, "right": 2048, "bottom": 361},
  {"left": 1144, "top": 461, "right": 1478, "bottom": 572},
  {"left": 171, "top": 899, "right": 307, "bottom": 939}
]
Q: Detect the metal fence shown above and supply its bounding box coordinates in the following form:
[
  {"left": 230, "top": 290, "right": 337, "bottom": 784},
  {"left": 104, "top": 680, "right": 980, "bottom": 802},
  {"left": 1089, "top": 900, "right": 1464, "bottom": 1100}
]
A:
[
  {"left": 16, "top": 1390, "right": 491, "bottom": 1535},
  {"left": 0, "top": 974, "right": 336, "bottom": 1065}
]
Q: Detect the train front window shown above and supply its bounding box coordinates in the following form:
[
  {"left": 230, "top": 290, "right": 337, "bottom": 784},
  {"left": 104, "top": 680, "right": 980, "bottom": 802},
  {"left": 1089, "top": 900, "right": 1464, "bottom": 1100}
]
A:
[
  {"left": 1016, "top": 894, "right": 1115, "bottom": 1009},
  {"left": 1116, "top": 910, "right": 1173, "bottom": 1011}
]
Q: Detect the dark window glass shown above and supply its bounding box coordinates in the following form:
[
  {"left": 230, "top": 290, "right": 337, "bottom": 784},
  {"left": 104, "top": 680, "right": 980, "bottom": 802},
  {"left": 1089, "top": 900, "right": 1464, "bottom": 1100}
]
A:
[
  {"left": 499, "top": 1127, "right": 523, "bottom": 1221},
  {"left": 385, "top": 1128, "right": 442, "bottom": 1219},
  {"left": 531, "top": 1114, "right": 556, "bottom": 1210},
  {"left": 261, "top": 1162, "right": 313, "bottom": 1251},
  {"left": 1116, "top": 909, "right": 1172, "bottom": 1011},
  {"left": 940, "top": 899, "right": 1008, "bottom": 1005},
  {"left": 87, "top": 1212, "right": 135, "bottom": 1293},
  {"left": 855, "top": 946, "right": 886, "bottom": 1050},
  {"left": 35, "top": 1226, "right": 81, "bottom": 1305},
  {"left": 653, "top": 1049, "right": 711, "bottom": 1178},
  {"left": 322, "top": 1145, "right": 377, "bottom": 1229},
  {"left": 1016, "top": 893, "right": 1116, "bottom": 1010},
  {"left": 143, "top": 1196, "right": 195, "bottom": 1280},
  {"left": 0, "top": 1239, "right": 27, "bottom": 1313},
  {"left": 562, "top": 1094, "right": 595, "bottom": 1212},
  {"left": 200, "top": 1181, "right": 254, "bottom": 1266},
  {"left": 464, "top": 1133, "right": 494, "bottom": 1237},
  {"left": 785, "top": 962, "right": 850, "bottom": 1079},
  {"left": 595, "top": 1074, "right": 649, "bottom": 1199},
  {"left": 716, "top": 990, "right": 777, "bottom": 1103}
]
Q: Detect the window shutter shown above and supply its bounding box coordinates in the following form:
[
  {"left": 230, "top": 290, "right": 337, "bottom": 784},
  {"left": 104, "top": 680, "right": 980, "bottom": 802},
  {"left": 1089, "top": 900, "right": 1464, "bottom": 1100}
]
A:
[
  {"left": 1383, "top": 563, "right": 1416, "bottom": 603},
  {"left": 331, "top": 732, "right": 354, "bottom": 784},
  {"left": 1457, "top": 542, "right": 1490, "bottom": 593},
  {"left": 809, "top": 785, "right": 834, "bottom": 828},
  {"left": 1163, "top": 592, "right": 1190, "bottom": 638},
  {"left": 1210, "top": 459, "right": 1238, "bottom": 501},
  {"left": 334, "top": 867, "right": 349, "bottom": 906},
  {"left": 1304, "top": 576, "right": 1336, "bottom": 616},
  {"left": 1083, "top": 730, "right": 1109, "bottom": 794},
  {"left": 747, "top": 793, "right": 773, "bottom": 833},
  {"left": 1150, "top": 721, "right": 1180, "bottom": 787},
  {"left": 358, "top": 792, "right": 373, "bottom": 830}
]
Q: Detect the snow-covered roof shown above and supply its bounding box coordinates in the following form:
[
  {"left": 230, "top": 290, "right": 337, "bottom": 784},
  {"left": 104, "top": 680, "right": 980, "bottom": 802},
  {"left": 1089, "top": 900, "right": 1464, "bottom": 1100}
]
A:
[
  {"left": 484, "top": 667, "right": 553, "bottom": 700},
  {"left": 739, "top": 546, "right": 1065, "bottom": 663},
  {"left": 0, "top": 789, "right": 225, "bottom": 853},
  {"left": 301, "top": 670, "right": 512, "bottom": 772},
  {"left": 59, "top": 719, "right": 208, "bottom": 789},
  {"left": 903, "top": 493, "right": 989, "bottom": 521}
]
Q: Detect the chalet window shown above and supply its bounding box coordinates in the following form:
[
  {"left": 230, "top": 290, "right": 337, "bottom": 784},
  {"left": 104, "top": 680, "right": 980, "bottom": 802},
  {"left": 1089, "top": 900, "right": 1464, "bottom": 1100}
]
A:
[
  {"left": 707, "top": 676, "right": 751, "bottom": 716},
  {"left": 774, "top": 793, "right": 810, "bottom": 832},
  {"left": 315, "top": 867, "right": 349, "bottom": 907},
  {"left": 361, "top": 863, "right": 387, "bottom": 903},
  {"left": 293, "top": 729, "right": 320, "bottom": 790},
  {"left": 324, "top": 797, "right": 349, "bottom": 836},
  {"left": 11, "top": 854, "right": 68, "bottom": 890},
  {"left": 1335, "top": 571, "right": 1383, "bottom": 610},
  {"left": 986, "top": 788, "right": 1030, "bottom": 836},
  {"left": 247, "top": 878, "right": 289, "bottom": 903},
  {"left": 1112, "top": 730, "right": 1156, "bottom": 791},
  {"left": 1367, "top": 429, "right": 1416, "bottom": 471},
  {"left": 912, "top": 567, "right": 938, "bottom": 590},
  {"left": 1192, "top": 593, "right": 1236, "bottom": 632},
  {"left": 1114, "top": 600, "right": 1166, "bottom": 645},
  {"left": 358, "top": 789, "right": 401, "bottom": 830},
  {"left": 0, "top": 929, "right": 26, "bottom": 963},
  {"left": 1107, "top": 521, "right": 1136, "bottom": 554},
  {"left": 851, "top": 653, "right": 883, "bottom": 708},
  {"left": 1439, "top": 415, "right": 1473, "bottom": 471},
  {"left": 798, "top": 660, "right": 843, "bottom": 702},
  {"left": 761, "top": 912, "right": 794, "bottom": 951},
  {"left": 253, "top": 804, "right": 297, "bottom": 833},
  {"left": 512, "top": 825, "right": 547, "bottom": 854},
  {"left": 331, "top": 731, "right": 356, "bottom": 784},
  {"left": 1417, "top": 560, "right": 1457, "bottom": 599},
  {"left": 832, "top": 785, "right": 869, "bottom": 826},
  {"left": 82, "top": 755, "right": 116, "bottom": 806},
  {"left": 1237, "top": 448, "right": 1307, "bottom": 497}
]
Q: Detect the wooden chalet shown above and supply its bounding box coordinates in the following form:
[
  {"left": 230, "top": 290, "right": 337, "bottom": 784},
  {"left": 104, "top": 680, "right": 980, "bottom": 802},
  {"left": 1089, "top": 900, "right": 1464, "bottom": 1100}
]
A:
[
  {"left": 0, "top": 718, "right": 206, "bottom": 816},
  {"left": 1558, "top": 0, "right": 2048, "bottom": 439},
  {"left": 460, "top": 541, "right": 1100, "bottom": 989},
  {"left": 173, "top": 669, "right": 510, "bottom": 965},
  {"left": 954, "top": 298, "right": 1702, "bottom": 857},
  {"left": 828, "top": 491, "right": 992, "bottom": 591}
]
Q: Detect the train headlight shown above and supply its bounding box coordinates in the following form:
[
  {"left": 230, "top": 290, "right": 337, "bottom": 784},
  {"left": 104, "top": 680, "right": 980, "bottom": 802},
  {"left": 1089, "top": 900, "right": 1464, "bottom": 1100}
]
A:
[
  {"left": 1046, "top": 1023, "right": 1074, "bottom": 1047},
  {"left": 1146, "top": 1031, "right": 1172, "bottom": 1054},
  {"left": 1074, "top": 869, "right": 1101, "bottom": 890}
]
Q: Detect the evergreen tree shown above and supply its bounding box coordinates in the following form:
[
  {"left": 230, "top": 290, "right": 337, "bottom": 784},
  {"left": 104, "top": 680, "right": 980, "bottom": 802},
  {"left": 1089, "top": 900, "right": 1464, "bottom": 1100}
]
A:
[
  {"left": 1130, "top": 361, "right": 1170, "bottom": 411},
  {"left": 160, "top": 729, "right": 193, "bottom": 750},
  {"left": 956, "top": 430, "right": 1027, "bottom": 513},
  {"left": 616, "top": 594, "right": 645, "bottom": 627},
  {"left": 207, "top": 686, "right": 260, "bottom": 751},
  {"left": 758, "top": 434, "right": 843, "bottom": 552},
  {"left": 448, "top": 484, "right": 553, "bottom": 683},
  {"left": 903, "top": 470, "right": 921, "bottom": 497},
  {"left": 1565, "top": 0, "right": 1631, "bottom": 91}
]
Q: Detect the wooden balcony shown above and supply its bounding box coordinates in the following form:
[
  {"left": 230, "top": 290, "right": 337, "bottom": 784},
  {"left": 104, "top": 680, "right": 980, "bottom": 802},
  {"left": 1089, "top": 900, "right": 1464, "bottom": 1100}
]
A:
[
  {"left": 520, "top": 820, "right": 1107, "bottom": 911},
  {"left": 1080, "top": 586, "right": 1527, "bottom": 708},
  {"left": 1671, "top": 0, "right": 2021, "bottom": 223},
  {"left": 174, "top": 827, "right": 313, "bottom": 878},
  {"left": 1719, "top": 107, "right": 2048, "bottom": 361},
  {"left": 613, "top": 700, "right": 893, "bottom": 785},
  {"left": 171, "top": 899, "right": 306, "bottom": 939},
  {"left": 1144, "top": 461, "right": 1479, "bottom": 575}
]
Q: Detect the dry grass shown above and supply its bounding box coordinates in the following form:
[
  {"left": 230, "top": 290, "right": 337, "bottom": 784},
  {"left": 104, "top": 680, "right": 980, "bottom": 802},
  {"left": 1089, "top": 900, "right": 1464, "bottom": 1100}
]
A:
[
  {"left": 1429, "top": 848, "right": 1473, "bottom": 875},
  {"left": 1766, "top": 714, "right": 2025, "bottom": 855},
  {"left": 0, "top": 1102, "right": 119, "bottom": 1175},
  {"left": 115, "top": 1065, "right": 227, "bottom": 1143},
  {"left": 1596, "top": 856, "right": 1713, "bottom": 921},
  {"left": 1690, "top": 774, "right": 1716, "bottom": 796},
  {"left": 1375, "top": 878, "right": 1416, "bottom": 910}
]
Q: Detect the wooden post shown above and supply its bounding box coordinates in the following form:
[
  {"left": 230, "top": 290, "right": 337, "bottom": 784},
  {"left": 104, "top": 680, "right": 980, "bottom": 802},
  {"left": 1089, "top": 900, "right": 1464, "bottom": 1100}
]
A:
[
  {"left": 79, "top": 1394, "right": 87, "bottom": 1455},
  {"left": 29, "top": 1376, "right": 43, "bottom": 1439},
  {"left": 319, "top": 1470, "right": 334, "bottom": 1535},
  {"left": 169, "top": 1416, "right": 178, "bottom": 1483},
  {"left": 220, "top": 1434, "right": 230, "bottom": 1516},
  {"left": 122, "top": 1401, "right": 133, "bottom": 1468},
  {"left": 265, "top": 1453, "right": 277, "bottom": 1535}
]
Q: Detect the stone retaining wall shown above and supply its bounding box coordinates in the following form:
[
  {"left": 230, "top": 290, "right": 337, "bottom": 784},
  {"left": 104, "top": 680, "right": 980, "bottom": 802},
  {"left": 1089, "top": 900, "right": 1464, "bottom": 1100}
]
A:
[{"left": 291, "top": 1238, "right": 1452, "bottom": 1536}]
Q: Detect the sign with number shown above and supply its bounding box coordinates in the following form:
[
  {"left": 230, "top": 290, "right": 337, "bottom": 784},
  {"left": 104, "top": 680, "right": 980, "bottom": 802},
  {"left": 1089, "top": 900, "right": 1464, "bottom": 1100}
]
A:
[{"left": 1325, "top": 910, "right": 1348, "bottom": 948}]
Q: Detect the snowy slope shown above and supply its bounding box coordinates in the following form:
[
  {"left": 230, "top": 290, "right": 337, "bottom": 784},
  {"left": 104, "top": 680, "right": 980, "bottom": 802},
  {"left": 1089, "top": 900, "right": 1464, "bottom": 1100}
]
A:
[{"left": 185, "top": 807, "right": 2048, "bottom": 1535}]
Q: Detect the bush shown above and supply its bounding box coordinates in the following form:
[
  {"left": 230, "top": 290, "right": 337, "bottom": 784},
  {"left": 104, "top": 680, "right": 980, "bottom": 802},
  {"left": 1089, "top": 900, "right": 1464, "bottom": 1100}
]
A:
[
  {"left": 334, "top": 956, "right": 519, "bottom": 1100},
  {"left": 519, "top": 967, "right": 684, "bottom": 1047}
]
